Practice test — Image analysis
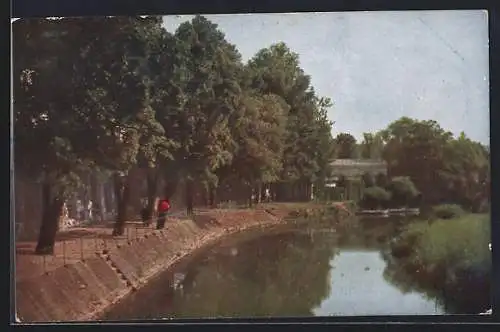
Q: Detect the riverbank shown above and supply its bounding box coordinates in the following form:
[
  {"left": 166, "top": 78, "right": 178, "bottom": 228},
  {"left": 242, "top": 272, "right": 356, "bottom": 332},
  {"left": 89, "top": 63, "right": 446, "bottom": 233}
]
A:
[
  {"left": 385, "top": 213, "right": 491, "bottom": 313},
  {"left": 15, "top": 203, "right": 346, "bottom": 322}
]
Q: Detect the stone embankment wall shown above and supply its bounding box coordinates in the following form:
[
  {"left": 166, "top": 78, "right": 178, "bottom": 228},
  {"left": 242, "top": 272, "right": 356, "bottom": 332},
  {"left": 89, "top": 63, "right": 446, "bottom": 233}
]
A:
[{"left": 16, "top": 205, "right": 337, "bottom": 322}]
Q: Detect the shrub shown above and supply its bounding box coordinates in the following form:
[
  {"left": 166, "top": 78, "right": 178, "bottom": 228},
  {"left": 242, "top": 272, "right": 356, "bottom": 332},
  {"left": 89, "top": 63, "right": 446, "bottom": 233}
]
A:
[
  {"left": 362, "top": 172, "right": 376, "bottom": 188},
  {"left": 343, "top": 200, "right": 358, "bottom": 211},
  {"left": 360, "top": 186, "right": 391, "bottom": 209},
  {"left": 414, "top": 214, "right": 491, "bottom": 269},
  {"left": 432, "top": 204, "right": 465, "bottom": 220},
  {"left": 386, "top": 176, "right": 419, "bottom": 207},
  {"left": 375, "top": 172, "right": 388, "bottom": 187},
  {"left": 388, "top": 214, "right": 491, "bottom": 313}
]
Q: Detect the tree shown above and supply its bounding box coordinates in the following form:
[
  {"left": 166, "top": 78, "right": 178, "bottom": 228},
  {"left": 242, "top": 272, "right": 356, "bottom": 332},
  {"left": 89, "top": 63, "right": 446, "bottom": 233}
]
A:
[
  {"left": 378, "top": 117, "right": 489, "bottom": 209},
  {"left": 247, "top": 42, "right": 335, "bottom": 201},
  {"left": 218, "top": 91, "right": 289, "bottom": 206},
  {"left": 334, "top": 133, "right": 357, "bottom": 159},
  {"left": 386, "top": 176, "right": 420, "bottom": 208},
  {"left": 438, "top": 132, "right": 489, "bottom": 211},
  {"left": 13, "top": 18, "right": 96, "bottom": 254},
  {"left": 137, "top": 21, "right": 181, "bottom": 221},
  {"left": 361, "top": 186, "right": 392, "bottom": 209},
  {"left": 66, "top": 17, "right": 171, "bottom": 235},
  {"left": 379, "top": 117, "right": 453, "bottom": 205},
  {"left": 171, "top": 15, "right": 243, "bottom": 214},
  {"left": 360, "top": 132, "right": 384, "bottom": 160}
]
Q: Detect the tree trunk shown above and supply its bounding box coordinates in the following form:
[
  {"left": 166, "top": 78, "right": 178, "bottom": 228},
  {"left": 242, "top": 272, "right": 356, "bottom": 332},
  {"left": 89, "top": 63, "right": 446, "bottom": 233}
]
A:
[
  {"left": 112, "top": 173, "right": 131, "bottom": 236},
  {"left": 185, "top": 179, "right": 194, "bottom": 216},
  {"left": 276, "top": 182, "right": 285, "bottom": 202},
  {"left": 164, "top": 177, "right": 179, "bottom": 200},
  {"left": 146, "top": 168, "right": 160, "bottom": 222},
  {"left": 203, "top": 186, "right": 209, "bottom": 207},
  {"left": 208, "top": 184, "right": 216, "bottom": 208},
  {"left": 35, "top": 183, "right": 65, "bottom": 255},
  {"left": 257, "top": 183, "right": 262, "bottom": 204},
  {"left": 248, "top": 185, "right": 254, "bottom": 208},
  {"left": 90, "top": 172, "right": 99, "bottom": 206}
]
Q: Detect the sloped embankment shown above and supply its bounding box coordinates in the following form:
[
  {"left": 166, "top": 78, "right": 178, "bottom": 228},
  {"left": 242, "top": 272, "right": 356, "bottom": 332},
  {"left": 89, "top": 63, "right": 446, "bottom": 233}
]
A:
[{"left": 16, "top": 205, "right": 341, "bottom": 322}]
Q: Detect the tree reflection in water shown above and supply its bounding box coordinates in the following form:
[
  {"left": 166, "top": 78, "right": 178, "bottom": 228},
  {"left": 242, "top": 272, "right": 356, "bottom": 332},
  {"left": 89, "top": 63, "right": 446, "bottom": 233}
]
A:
[
  {"left": 102, "top": 218, "right": 482, "bottom": 320},
  {"left": 170, "top": 231, "right": 339, "bottom": 318},
  {"left": 382, "top": 257, "right": 491, "bottom": 314}
]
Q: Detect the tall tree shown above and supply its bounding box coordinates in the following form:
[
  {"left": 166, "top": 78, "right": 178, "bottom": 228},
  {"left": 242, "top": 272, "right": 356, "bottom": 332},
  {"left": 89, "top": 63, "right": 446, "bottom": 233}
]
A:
[
  {"left": 136, "top": 20, "right": 180, "bottom": 220},
  {"left": 13, "top": 18, "right": 99, "bottom": 254},
  {"left": 247, "top": 42, "right": 335, "bottom": 201},
  {"left": 360, "top": 132, "right": 384, "bottom": 160},
  {"left": 218, "top": 91, "right": 289, "bottom": 205},
  {"left": 170, "top": 15, "right": 243, "bottom": 214},
  {"left": 439, "top": 132, "right": 490, "bottom": 211},
  {"left": 334, "top": 133, "right": 357, "bottom": 159},
  {"left": 66, "top": 17, "right": 171, "bottom": 235},
  {"left": 379, "top": 117, "right": 452, "bottom": 205}
]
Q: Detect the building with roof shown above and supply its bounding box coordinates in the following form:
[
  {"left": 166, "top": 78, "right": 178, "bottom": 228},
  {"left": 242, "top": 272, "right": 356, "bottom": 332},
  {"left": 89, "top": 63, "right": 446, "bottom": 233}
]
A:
[
  {"left": 325, "top": 159, "right": 388, "bottom": 201},
  {"left": 328, "top": 159, "right": 388, "bottom": 180}
]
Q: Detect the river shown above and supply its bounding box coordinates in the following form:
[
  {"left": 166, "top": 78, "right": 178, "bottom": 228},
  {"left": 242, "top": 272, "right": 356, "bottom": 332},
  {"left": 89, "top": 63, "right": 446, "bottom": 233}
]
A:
[{"left": 102, "top": 218, "right": 455, "bottom": 320}]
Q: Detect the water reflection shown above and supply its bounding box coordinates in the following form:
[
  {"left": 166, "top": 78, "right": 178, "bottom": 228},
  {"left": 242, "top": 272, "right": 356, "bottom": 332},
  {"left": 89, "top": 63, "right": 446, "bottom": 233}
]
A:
[
  {"left": 170, "top": 231, "right": 338, "bottom": 318},
  {"left": 314, "top": 250, "right": 444, "bottom": 316},
  {"left": 102, "top": 220, "right": 450, "bottom": 320},
  {"left": 382, "top": 253, "right": 491, "bottom": 314}
]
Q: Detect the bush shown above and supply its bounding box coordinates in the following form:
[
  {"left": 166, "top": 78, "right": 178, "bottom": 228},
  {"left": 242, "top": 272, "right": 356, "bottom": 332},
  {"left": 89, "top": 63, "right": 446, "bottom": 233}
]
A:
[
  {"left": 375, "top": 172, "right": 388, "bottom": 187},
  {"left": 414, "top": 214, "right": 491, "bottom": 269},
  {"left": 360, "top": 186, "right": 391, "bottom": 209},
  {"left": 343, "top": 200, "right": 358, "bottom": 211},
  {"left": 432, "top": 204, "right": 465, "bottom": 220},
  {"left": 362, "top": 172, "right": 376, "bottom": 188},
  {"left": 386, "top": 176, "right": 419, "bottom": 207}
]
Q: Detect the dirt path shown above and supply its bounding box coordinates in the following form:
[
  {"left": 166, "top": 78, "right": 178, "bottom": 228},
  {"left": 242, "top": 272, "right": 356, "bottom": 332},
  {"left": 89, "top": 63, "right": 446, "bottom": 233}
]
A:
[
  {"left": 15, "top": 218, "right": 183, "bottom": 281},
  {"left": 14, "top": 203, "right": 341, "bottom": 282}
]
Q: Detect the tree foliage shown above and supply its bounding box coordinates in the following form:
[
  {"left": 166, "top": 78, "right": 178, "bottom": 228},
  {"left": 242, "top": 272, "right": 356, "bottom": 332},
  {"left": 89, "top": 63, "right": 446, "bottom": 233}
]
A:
[
  {"left": 377, "top": 117, "right": 489, "bottom": 211},
  {"left": 360, "top": 186, "right": 392, "bottom": 210},
  {"left": 334, "top": 133, "right": 357, "bottom": 159},
  {"left": 13, "top": 16, "right": 336, "bottom": 252},
  {"left": 360, "top": 132, "right": 384, "bottom": 160}
]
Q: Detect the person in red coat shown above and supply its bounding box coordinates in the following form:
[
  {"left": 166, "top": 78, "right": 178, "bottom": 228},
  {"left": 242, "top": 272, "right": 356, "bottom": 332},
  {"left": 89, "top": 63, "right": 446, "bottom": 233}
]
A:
[{"left": 156, "top": 198, "right": 170, "bottom": 229}]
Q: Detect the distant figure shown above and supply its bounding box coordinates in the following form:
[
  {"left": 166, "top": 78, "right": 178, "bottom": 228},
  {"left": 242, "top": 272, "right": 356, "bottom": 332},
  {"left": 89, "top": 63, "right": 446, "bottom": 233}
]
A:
[
  {"left": 156, "top": 198, "right": 171, "bottom": 230},
  {"left": 87, "top": 200, "right": 93, "bottom": 222},
  {"left": 76, "top": 200, "right": 84, "bottom": 221},
  {"left": 264, "top": 188, "right": 271, "bottom": 202},
  {"left": 62, "top": 202, "right": 69, "bottom": 220}
]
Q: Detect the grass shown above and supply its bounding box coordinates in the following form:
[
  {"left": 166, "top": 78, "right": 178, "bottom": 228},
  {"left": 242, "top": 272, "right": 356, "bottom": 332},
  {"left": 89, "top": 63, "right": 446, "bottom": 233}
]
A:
[
  {"left": 412, "top": 214, "right": 491, "bottom": 270},
  {"left": 390, "top": 212, "right": 491, "bottom": 281},
  {"left": 431, "top": 204, "right": 465, "bottom": 220}
]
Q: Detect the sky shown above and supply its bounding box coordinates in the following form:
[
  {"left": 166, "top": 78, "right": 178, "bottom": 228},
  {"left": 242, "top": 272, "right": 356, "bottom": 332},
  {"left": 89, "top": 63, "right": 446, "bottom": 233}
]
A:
[{"left": 162, "top": 10, "right": 489, "bottom": 145}]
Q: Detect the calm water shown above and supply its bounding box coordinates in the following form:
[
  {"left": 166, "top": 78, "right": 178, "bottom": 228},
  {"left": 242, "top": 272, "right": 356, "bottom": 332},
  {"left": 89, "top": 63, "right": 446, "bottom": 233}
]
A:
[{"left": 102, "top": 219, "right": 447, "bottom": 320}]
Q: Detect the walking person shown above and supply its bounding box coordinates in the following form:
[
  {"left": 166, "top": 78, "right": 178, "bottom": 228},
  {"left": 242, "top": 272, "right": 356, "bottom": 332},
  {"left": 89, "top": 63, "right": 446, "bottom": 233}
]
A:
[
  {"left": 87, "top": 200, "right": 93, "bottom": 223},
  {"left": 265, "top": 188, "right": 271, "bottom": 203},
  {"left": 156, "top": 198, "right": 171, "bottom": 230}
]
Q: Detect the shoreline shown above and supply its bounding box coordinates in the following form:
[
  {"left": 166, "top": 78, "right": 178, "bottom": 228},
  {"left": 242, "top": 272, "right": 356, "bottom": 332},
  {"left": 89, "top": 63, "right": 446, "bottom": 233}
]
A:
[
  {"left": 385, "top": 213, "right": 491, "bottom": 314},
  {"left": 89, "top": 219, "right": 287, "bottom": 321},
  {"left": 16, "top": 204, "right": 338, "bottom": 322}
]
